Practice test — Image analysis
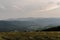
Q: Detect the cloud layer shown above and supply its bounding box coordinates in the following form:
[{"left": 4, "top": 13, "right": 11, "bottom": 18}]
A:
[{"left": 0, "top": 0, "right": 60, "bottom": 19}]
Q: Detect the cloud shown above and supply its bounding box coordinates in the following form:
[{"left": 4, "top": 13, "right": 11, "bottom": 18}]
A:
[
  {"left": 39, "top": 3, "right": 60, "bottom": 12},
  {"left": 0, "top": 0, "right": 60, "bottom": 19}
]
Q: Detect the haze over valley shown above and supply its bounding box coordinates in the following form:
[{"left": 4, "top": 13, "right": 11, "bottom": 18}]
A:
[
  {"left": 0, "top": 18, "right": 59, "bottom": 31},
  {"left": 0, "top": 0, "right": 60, "bottom": 31}
]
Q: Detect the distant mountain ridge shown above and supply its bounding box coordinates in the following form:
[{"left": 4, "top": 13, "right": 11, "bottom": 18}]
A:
[
  {"left": 6, "top": 18, "right": 60, "bottom": 26},
  {"left": 0, "top": 18, "right": 60, "bottom": 31}
]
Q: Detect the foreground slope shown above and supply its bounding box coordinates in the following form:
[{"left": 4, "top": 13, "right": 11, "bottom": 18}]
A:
[
  {"left": 0, "top": 32, "right": 59, "bottom": 40},
  {"left": 42, "top": 26, "right": 60, "bottom": 31}
]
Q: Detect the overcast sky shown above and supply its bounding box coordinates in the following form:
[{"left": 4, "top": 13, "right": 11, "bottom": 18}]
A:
[{"left": 0, "top": 0, "right": 60, "bottom": 19}]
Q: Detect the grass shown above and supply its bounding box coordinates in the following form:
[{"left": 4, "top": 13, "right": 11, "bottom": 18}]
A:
[{"left": 0, "top": 32, "right": 59, "bottom": 40}]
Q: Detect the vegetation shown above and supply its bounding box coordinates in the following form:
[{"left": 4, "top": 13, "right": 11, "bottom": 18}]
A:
[{"left": 0, "top": 32, "right": 59, "bottom": 40}]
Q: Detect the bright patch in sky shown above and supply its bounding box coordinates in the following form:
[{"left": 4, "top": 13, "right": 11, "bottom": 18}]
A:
[{"left": 40, "top": 4, "right": 60, "bottom": 12}]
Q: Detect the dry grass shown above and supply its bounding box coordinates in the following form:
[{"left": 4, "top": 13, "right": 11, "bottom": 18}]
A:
[{"left": 0, "top": 32, "right": 59, "bottom": 40}]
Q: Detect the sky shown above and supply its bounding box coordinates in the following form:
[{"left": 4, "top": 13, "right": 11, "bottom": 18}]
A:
[{"left": 0, "top": 0, "right": 60, "bottom": 19}]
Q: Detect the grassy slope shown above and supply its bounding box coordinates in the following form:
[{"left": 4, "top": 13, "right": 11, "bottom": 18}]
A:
[{"left": 0, "top": 32, "right": 59, "bottom": 40}]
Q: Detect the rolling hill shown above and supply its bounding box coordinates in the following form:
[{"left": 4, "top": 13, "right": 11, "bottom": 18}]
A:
[{"left": 0, "top": 18, "right": 60, "bottom": 31}]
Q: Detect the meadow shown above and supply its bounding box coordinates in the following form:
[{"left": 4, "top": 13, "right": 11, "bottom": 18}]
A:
[{"left": 0, "top": 32, "right": 59, "bottom": 40}]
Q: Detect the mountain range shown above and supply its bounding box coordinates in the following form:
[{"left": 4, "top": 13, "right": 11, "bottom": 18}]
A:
[{"left": 0, "top": 18, "right": 60, "bottom": 32}]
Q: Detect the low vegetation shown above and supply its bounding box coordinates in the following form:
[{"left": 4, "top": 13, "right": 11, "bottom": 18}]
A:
[{"left": 0, "top": 32, "right": 59, "bottom": 40}]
